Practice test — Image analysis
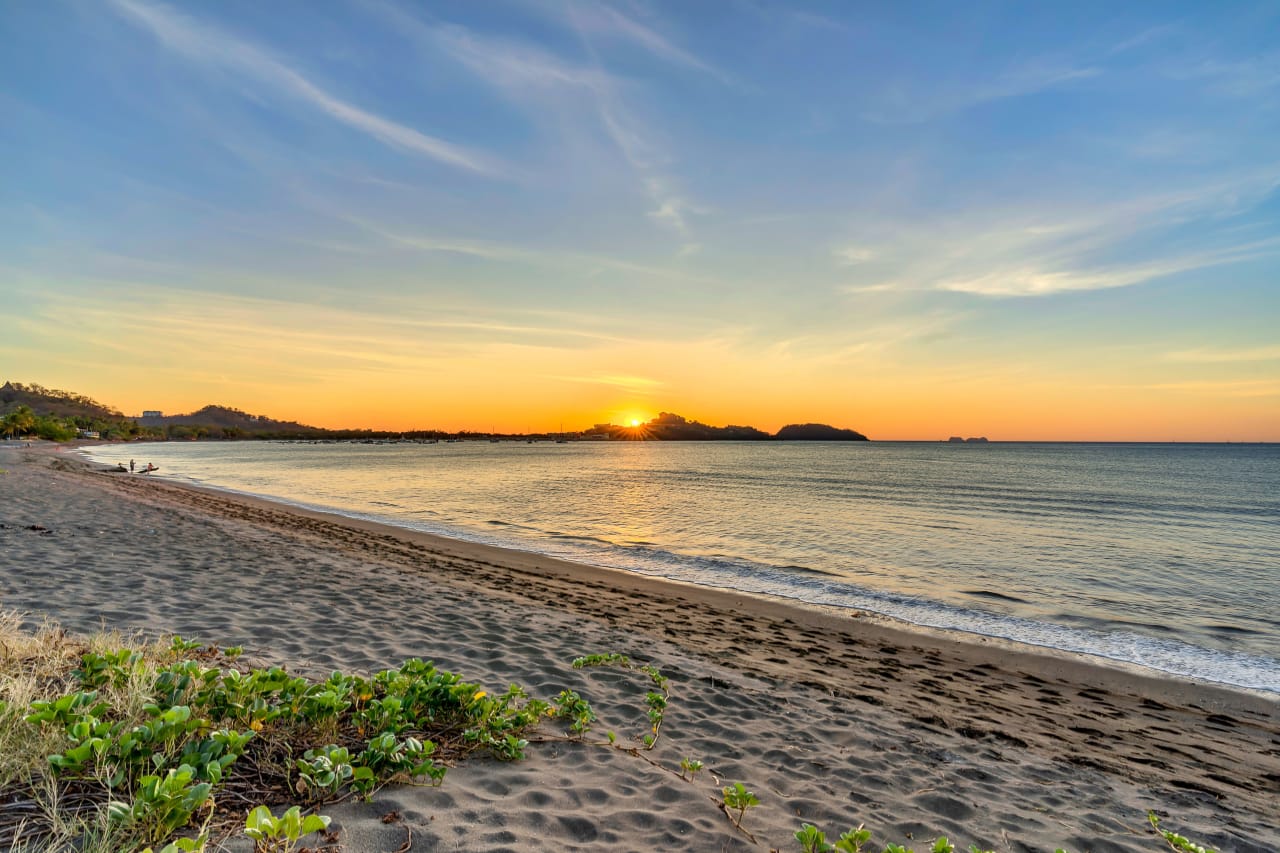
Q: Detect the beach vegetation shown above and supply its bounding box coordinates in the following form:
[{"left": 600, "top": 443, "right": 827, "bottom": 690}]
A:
[
  {"left": 0, "top": 619, "right": 553, "bottom": 850},
  {"left": 791, "top": 819, "right": 1238, "bottom": 853},
  {"left": 551, "top": 688, "right": 596, "bottom": 734},
  {"left": 1150, "top": 812, "right": 1218, "bottom": 853},
  {"left": 242, "top": 804, "right": 330, "bottom": 853},
  {"left": 721, "top": 781, "right": 760, "bottom": 829},
  {"left": 796, "top": 822, "right": 872, "bottom": 852},
  {"left": 678, "top": 756, "right": 703, "bottom": 780},
  {"left": 294, "top": 745, "right": 355, "bottom": 800},
  {"left": 105, "top": 763, "right": 213, "bottom": 846},
  {"left": 571, "top": 653, "right": 671, "bottom": 749}
]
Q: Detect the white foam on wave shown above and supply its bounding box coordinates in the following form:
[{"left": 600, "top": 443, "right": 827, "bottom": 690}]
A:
[{"left": 450, "top": 519, "right": 1280, "bottom": 695}]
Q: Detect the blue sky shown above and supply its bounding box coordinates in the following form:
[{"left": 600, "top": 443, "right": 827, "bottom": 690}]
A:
[{"left": 2, "top": 1, "right": 1277, "bottom": 438}]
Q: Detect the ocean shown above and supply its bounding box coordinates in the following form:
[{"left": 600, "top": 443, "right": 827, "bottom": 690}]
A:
[{"left": 84, "top": 440, "right": 1280, "bottom": 693}]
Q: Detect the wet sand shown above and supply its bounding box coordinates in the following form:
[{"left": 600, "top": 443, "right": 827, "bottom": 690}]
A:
[{"left": 1, "top": 445, "right": 1276, "bottom": 852}]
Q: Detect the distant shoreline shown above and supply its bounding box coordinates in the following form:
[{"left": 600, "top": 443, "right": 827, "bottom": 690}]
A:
[{"left": 61, "top": 436, "right": 1280, "bottom": 447}]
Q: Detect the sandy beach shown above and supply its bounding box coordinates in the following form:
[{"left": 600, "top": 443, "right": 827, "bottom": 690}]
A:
[{"left": 1, "top": 444, "right": 1276, "bottom": 853}]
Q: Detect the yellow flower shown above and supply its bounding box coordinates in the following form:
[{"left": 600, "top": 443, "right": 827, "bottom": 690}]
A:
[
  {"left": 249, "top": 719, "right": 263, "bottom": 732},
  {"left": 473, "top": 690, "right": 487, "bottom": 701}
]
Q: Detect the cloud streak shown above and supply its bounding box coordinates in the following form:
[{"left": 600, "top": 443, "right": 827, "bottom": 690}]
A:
[
  {"left": 936, "top": 237, "right": 1280, "bottom": 296},
  {"left": 549, "top": 373, "right": 665, "bottom": 391},
  {"left": 835, "top": 169, "right": 1280, "bottom": 297},
  {"left": 109, "top": 0, "right": 501, "bottom": 176},
  {"left": 362, "top": 3, "right": 705, "bottom": 244},
  {"left": 330, "top": 210, "right": 724, "bottom": 287},
  {"left": 861, "top": 63, "right": 1100, "bottom": 124},
  {"left": 1165, "top": 345, "right": 1280, "bottom": 363},
  {"left": 573, "top": 4, "right": 731, "bottom": 84}
]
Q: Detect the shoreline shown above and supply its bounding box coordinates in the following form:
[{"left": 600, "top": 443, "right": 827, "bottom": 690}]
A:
[
  {"left": 72, "top": 442, "right": 1280, "bottom": 700},
  {"left": 3, "top": 444, "right": 1278, "bottom": 851}
]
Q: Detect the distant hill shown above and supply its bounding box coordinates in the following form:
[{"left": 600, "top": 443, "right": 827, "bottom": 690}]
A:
[
  {"left": 644, "top": 412, "right": 771, "bottom": 441},
  {"left": 585, "top": 412, "right": 771, "bottom": 441},
  {"left": 775, "top": 423, "right": 869, "bottom": 441},
  {"left": 0, "top": 381, "right": 144, "bottom": 441},
  {"left": 138, "top": 405, "right": 321, "bottom": 435},
  {"left": 586, "top": 413, "right": 869, "bottom": 441},
  {"left": 0, "top": 381, "right": 122, "bottom": 420},
  {"left": 1, "top": 381, "right": 327, "bottom": 441}
]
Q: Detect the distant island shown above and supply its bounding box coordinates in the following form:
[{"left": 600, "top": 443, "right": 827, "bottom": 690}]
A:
[
  {"left": 776, "top": 423, "right": 869, "bottom": 441},
  {"left": 946, "top": 436, "right": 989, "bottom": 443},
  {"left": 1, "top": 382, "right": 870, "bottom": 443}
]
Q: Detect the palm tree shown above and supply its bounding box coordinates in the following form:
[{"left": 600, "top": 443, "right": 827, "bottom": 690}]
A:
[{"left": 3, "top": 405, "right": 36, "bottom": 439}]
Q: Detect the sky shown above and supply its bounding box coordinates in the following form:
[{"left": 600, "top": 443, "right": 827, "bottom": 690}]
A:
[{"left": 2, "top": 1, "right": 1278, "bottom": 440}]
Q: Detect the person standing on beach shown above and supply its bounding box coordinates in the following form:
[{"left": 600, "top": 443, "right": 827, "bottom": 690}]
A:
[{"left": 129, "top": 459, "right": 135, "bottom": 472}]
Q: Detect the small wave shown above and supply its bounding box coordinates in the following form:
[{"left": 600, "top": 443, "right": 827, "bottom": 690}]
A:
[
  {"left": 962, "top": 589, "right": 1029, "bottom": 604},
  {"left": 1206, "top": 624, "right": 1262, "bottom": 636},
  {"left": 780, "top": 564, "right": 845, "bottom": 578},
  {"left": 549, "top": 532, "right": 616, "bottom": 546},
  {"left": 1112, "top": 620, "right": 1177, "bottom": 634},
  {"left": 485, "top": 519, "right": 545, "bottom": 535}
]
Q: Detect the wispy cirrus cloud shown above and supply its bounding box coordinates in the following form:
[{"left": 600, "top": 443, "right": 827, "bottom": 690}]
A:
[
  {"left": 21, "top": 278, "right": 627, "bottom": 370},
  {"left": 861, "top": 63, "right": 1099, "bottom": 124},
  {"left": 836, "top": 169, "right": 1280, "bottom": 297},
  {"left": 1142, "top": 379, "right": 1280, "bottom": 397},
  {"left": 1108, "top": 23, "right": 1178, "bottom": 56},
  {"left": 423, "top": 20, "right": 607, "bottom": 94},
  {"left": 372, "top": 1, "right": 704, "bottom": 245},
  {"left": 329, "top": 208, "right": 724, "bottom": 287},
  {"left": 1166, "top": 53, "right": 1280, "bottom": 100},
  {"left": 570, "top": 4, "right": 731, "bottom": 84},
  {"left": 833, "top": 246, "right": 875, "bottom": 265},
  {"left": 108, "top": 0, "right": 502, "bottom": 176},
  {"left": 748, "top": 309, "right": 965, "bottom": 368},
  {"left": 549, "top": 373, "right": 665, "bottom": 391},
  {"left": 645, "top": 178, "right": 706, "bottom": 236},
  {"left": 934, "top": 247, "right": 1259, "bottom": 297},
  {"left": 1165, "top": 345, "right": 1280, "bottom": 363},
  {"left": 565, "top": 11, "right": 708, "bottom": 243},
  {"left": 841, "top": 282, "right": 902, "bottom": 294}
]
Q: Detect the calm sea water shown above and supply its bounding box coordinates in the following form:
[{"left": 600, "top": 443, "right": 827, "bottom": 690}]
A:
[{"left": 84, "top": 441, "right": 1280, "bottom": 693}]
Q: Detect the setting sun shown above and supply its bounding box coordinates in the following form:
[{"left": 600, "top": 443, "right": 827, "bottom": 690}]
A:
[{"left": 629, "top": 419, "right": 642, "bottom": 427}]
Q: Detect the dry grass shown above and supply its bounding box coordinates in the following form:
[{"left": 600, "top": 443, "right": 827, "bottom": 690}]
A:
[
  {"left": 0, "top": 613, "right": 168, "bottom": 852},
  {"left": 0, "top": 614, "right": 90, "bottom": 788}
]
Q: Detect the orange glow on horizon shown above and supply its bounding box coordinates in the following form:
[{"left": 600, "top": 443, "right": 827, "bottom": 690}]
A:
[
  {"left": 9, "top": 328, "right": 1278, "bottom": 442},
  {"left": 46, "top": 384, "right": 1278, "bottom": 443}
]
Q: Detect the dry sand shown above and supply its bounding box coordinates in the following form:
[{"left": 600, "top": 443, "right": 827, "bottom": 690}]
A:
[{"left": 1, "top": 444, "right": 1276, "bottom": 853}]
